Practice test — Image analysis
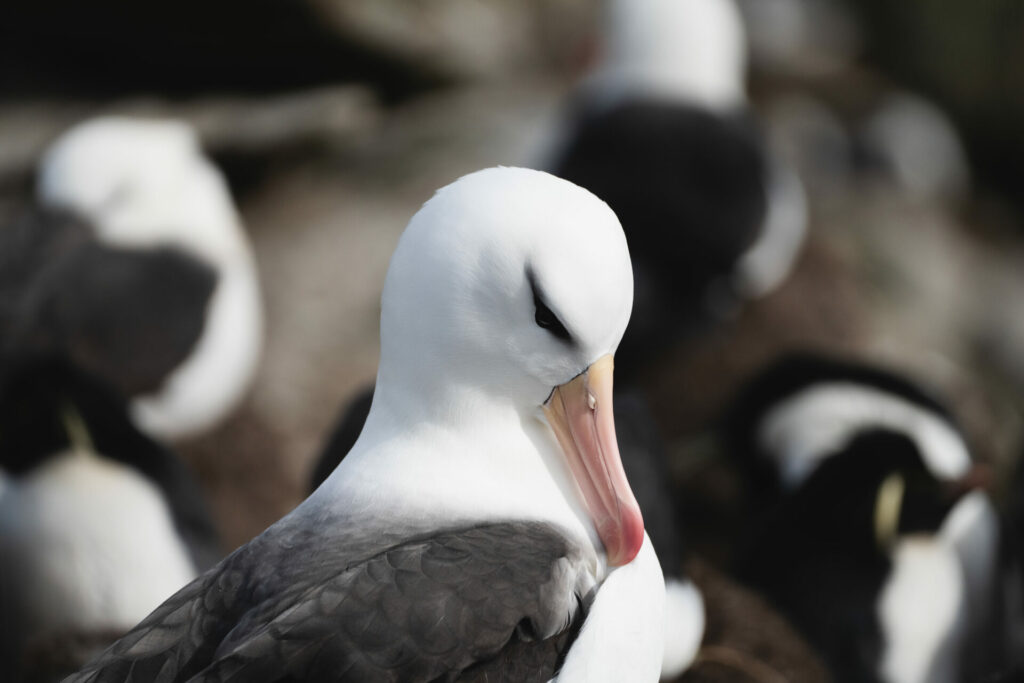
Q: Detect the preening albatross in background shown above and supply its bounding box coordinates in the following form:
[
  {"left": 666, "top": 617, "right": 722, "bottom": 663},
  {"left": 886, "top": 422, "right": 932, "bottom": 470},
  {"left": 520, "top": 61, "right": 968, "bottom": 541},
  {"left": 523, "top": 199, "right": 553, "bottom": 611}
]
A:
[
  {"left": 30, "top": 116, "right": 263, "bottom": 440},
  {"left": 550, "top": 0, "right": 807, "bottom": 371},
  {"left": 69, "top": 167, "right": 665, "bottom": 682}
]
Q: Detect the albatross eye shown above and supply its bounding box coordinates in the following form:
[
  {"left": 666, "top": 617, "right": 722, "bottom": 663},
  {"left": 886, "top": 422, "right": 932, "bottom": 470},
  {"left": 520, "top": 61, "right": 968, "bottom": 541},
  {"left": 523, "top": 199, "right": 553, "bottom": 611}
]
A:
[
  {"left": 534, "top": 297, "right": 571, "bottom": 341},
  {"left": 527, "top": 266, "right": 572, "bottom": 342}
]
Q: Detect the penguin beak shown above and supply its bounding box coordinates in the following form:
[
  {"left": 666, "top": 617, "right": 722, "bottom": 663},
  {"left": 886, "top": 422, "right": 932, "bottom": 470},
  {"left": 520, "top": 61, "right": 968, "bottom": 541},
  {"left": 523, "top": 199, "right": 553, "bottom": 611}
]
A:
[{"left": 875, "top": 464, "right": 994, "bottom": 550}]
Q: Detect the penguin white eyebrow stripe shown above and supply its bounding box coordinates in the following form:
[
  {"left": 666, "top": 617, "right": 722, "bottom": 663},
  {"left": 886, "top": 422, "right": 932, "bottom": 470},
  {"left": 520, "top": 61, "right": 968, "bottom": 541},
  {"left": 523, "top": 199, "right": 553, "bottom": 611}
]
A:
[{"left": 526, "top": 266, "right": 574, "bottom": 343}]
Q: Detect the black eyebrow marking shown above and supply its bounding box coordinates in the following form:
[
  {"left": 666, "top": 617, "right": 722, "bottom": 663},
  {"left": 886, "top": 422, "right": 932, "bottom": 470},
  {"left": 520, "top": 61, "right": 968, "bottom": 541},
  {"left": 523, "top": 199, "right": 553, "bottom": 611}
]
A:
[{"left": 527, "top": 266, "right": 573, "bottom": 343}]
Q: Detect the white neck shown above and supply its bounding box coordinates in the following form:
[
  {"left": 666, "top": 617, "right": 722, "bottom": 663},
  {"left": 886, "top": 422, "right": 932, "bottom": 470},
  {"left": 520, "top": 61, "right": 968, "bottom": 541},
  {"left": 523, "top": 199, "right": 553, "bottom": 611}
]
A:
[{"left": 309, "top": 382, "right": 602, "bottom": 571}]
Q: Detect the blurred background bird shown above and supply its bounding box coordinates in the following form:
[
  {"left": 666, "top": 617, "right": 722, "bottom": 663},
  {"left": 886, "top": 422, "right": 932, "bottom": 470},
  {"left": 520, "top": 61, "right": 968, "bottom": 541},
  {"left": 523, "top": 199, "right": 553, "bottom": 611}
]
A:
[
  {"left": 3, "top": 0, "right": 1024, "bottom": 681},
  {"left": 0, "top": 117, "right": 258, "bottom": 680},
  {"left": 35, "top": 116, "right": 263, "bottom": 441},
  {"left": 549, "top": 0, "right": 807, "bottom": 377},
  {"left": 721, "top": 353, "right": 1002, "bottom": 683},
  {"left": 0, "top": 360, "right": 221, "bottom": 682}
]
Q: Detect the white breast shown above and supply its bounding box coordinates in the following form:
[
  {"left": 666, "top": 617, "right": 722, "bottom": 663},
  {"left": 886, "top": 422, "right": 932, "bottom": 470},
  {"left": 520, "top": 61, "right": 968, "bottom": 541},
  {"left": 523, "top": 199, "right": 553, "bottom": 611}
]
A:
[
  {"left": 553, "top": 532, "right": 665, "bottom": 682},
  {"left": 0, "top": 450, "right": 197, "bottom": 636},
  {"left": 876, "top": 537, "right": 966, "bottom": 683},
  {"left": 939, "top": 491, "right": 1001, "bottom": 671}
]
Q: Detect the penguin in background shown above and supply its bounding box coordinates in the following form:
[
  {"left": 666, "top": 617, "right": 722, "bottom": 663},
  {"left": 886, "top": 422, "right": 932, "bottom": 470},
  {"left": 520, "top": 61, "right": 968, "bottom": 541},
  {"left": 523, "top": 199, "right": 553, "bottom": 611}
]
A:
[
  {"left": 721, "top": 352, "right": 1002, "bottom": 683},
  {"left": 0, "top": 358, "right": 221, "bottom": 682},
  {"left": 548, "top": 0, "right": 808, "bottom": 379}
]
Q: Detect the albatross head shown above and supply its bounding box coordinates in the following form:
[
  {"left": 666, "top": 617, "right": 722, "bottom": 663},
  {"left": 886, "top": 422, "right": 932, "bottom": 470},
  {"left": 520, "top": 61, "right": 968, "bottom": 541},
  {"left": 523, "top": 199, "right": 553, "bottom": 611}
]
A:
[
  {"left": 37, "top": 116, "right": 246, "bottom": 265},
  {"left": 377, "top": 166, "right": 643, "bottom": 566}
]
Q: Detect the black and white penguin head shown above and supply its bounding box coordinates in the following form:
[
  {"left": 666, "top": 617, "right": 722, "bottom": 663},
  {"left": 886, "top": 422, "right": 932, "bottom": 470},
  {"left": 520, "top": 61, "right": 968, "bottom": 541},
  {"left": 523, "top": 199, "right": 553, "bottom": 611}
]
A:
[
  {"left": 725, "top": 354, "right": 990, "bottom": 550},
  {"left": 774, "top": 428, "right": 984, "bottom": 557},
  {"left": 724, "top": 353, "right": 972, "bottom": 491},
  {"left": 725, "top": 353, "right": 1000, "bottom": 683}
]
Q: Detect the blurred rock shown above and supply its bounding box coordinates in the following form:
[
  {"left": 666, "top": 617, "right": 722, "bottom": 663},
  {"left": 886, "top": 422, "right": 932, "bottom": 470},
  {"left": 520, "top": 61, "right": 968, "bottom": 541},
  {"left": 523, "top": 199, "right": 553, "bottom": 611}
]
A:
[
  {"left": 639, "top": 233, "right": 870, "bottom": 441},
  {"left": 764, "top": 94, "right": 854, "bottom": 199},
  {"left": 737, "top": 0, "right": 861, "bottom": 79},
  {"left": 0, "top": 0, "right": 448, "bottom": 100},
  {"left": 859, "top": 92, "right": 970, "bottom": 205},
  {"left": 679, "top": 559, "right": 833, "bottom": 683},
  {"left": 847, "top": 0, "right": 1024, "bottom": 220},
  {"left": 21, "top": 628, "right": 125, "bottom": 683},
  {"left": 1, "top": 0, "right": 595, "bottom": 104},
  {"left": 311, "top": 0, "right": 597, "bottom": 80},
  {"left": 0, "top": 86, "right": 379, "bottom": 193}
]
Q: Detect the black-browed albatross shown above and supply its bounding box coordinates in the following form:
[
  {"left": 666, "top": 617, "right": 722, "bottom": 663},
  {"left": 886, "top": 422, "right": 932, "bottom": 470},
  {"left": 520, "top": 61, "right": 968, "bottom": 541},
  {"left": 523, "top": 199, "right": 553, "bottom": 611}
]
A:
[
  {"left": 68, "top": 166, "right": 665, "bottom": 682},
  {"left": 34, "top": 116, "right": 263, "bottom": 441}
]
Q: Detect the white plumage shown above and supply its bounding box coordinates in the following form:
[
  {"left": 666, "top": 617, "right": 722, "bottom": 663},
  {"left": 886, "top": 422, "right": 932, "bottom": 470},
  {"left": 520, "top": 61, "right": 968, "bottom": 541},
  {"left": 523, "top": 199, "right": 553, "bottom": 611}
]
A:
[{"left": 0, "top": 449, "right": 197, "bottom": 668}]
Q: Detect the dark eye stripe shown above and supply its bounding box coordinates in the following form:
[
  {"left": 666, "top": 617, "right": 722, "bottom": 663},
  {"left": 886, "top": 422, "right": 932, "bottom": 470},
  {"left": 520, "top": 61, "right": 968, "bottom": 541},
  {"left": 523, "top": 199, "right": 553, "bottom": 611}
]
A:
[{"left": 527, "top": 267, "right": 572, "bottom": 343}]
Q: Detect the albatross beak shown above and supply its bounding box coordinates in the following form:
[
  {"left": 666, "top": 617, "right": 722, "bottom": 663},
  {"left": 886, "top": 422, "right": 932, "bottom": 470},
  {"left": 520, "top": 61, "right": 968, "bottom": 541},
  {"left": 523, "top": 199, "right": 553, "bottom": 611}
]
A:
[{"left": 543, "top": 354, "right": 644, "bottom": 566}]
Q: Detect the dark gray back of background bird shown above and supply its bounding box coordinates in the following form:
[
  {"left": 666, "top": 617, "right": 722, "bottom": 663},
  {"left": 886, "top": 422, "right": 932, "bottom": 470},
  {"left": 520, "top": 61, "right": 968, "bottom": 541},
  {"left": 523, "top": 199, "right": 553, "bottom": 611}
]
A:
[
  {"left": 0, "top": 207, "right": 217, "bottom": 398},
  {"left": 552, "top": 100, "right": 769, "bottom": 377}
]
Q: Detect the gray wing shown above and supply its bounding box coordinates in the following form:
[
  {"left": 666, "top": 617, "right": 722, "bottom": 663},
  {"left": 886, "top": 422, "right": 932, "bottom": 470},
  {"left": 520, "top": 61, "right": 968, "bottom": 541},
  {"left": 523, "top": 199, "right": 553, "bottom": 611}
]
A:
[
  {"left": 67, "top": 559, "right": 255, "bottom": 683},
  {"left": 69, "top": 522, "right": 588, "bottom": 683}
]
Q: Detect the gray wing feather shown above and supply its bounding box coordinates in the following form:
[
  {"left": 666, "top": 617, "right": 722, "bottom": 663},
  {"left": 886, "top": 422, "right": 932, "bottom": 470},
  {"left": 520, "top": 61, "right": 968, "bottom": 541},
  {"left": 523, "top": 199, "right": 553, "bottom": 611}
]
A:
[
  {"left": 68, "top": 560, "right": 254, "bottom": 683},
  {"left": 68, "top": 523, "right": 586, "bottom": 683}
]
